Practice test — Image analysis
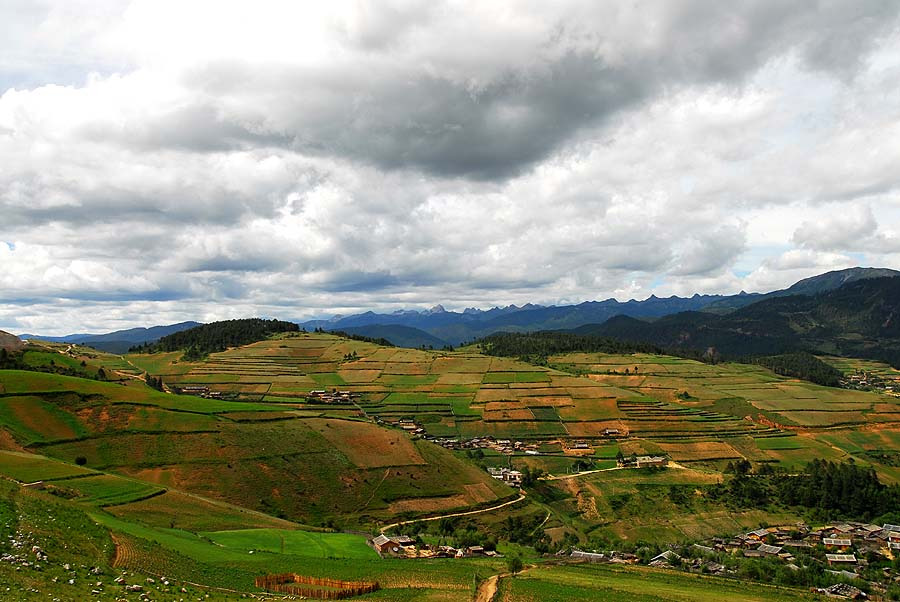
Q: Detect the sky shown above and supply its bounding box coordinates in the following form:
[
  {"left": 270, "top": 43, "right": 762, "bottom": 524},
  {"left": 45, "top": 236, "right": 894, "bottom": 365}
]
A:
[{"left": 2, "top": 1, "right": 900, "bottom": 335}]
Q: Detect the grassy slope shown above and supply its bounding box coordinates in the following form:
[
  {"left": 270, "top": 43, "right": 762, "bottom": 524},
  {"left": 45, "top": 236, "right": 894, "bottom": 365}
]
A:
[{"left": 0, "top": 368, "right": 512, "bottom": 527}]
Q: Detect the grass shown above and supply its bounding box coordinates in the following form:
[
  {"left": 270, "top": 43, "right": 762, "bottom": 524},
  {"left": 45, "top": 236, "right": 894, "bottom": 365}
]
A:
[
  {"left": 754, "top": 436, "right": 807, "bottom": 450},
  {"left": 0, "top": 449, "right": 95, "bottom": 482},
  {"left": 108, "top": 489, "right": 298, "bottom": 531},
  {"left": 501, "top": 563, "right": 818, "bottom": 601},
  {"left": 200, "top": 528, "right": 378, "bottom": 559},
  {"left": 0, "top": 395, "right": 87, "bottom": 443},
  {"left": 60, "top": 474, "right": 164, "bottom": 506},
  {"left": 0, "top": 370, "right": 285, "bottom": 414}
]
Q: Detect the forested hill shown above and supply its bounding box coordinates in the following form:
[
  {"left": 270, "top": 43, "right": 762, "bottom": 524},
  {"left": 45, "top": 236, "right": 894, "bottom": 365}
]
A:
[
  {"left": 477, "top": 333, "right": 847, "bottom": 386},
  {"left": 475, "top": 331, "right": 667, "bottom": 364},
  {"left": 132, "top": 318, "right": 299, "bottom": 359},
  {"left": 751, "top": 353, "right": 842, "bottom": 387},
  {"left": 575, "top": 276, "right": 900, "bottom": 368}
]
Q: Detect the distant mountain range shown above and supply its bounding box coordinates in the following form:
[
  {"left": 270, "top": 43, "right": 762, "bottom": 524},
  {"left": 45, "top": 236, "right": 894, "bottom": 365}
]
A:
[
  {"left": 18, "top": 321, "right": 202, "bottom": 354},
  {"left": 302, "top": 267, "right": 899, "bottom": 346},
  {"left": 573, "top": 275, "right": 900, "bottom": 366},
  {"left": 14, "top": 267, "right": 899, "bottom": 351},
  {"left": 301, "top": 294, "right": 735, "bottom": 346}
]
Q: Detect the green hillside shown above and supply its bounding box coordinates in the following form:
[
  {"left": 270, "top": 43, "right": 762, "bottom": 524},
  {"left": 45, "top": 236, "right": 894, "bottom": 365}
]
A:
[{"left": 0, "top": 368, "right": 512, "bottom": 527}]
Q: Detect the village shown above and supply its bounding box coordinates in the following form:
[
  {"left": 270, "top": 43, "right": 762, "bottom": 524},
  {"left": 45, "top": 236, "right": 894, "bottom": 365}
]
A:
[
  {"left": 841, "top": 371, "right": 899, "bottom": 397},
  {"left": 564, "top": 521, "right": 900, "bottom": 600},
  {"left": 368, "top": 534, "right": 502, "bottom": 560},
  {"left": 366, "top": 519, "right": 898, "bottom": 597}
]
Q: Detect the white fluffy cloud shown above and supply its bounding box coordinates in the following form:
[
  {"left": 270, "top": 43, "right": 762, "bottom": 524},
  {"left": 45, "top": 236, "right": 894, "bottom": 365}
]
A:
[{"left": 1, "top": 1, "right": 900, "bottom": 334}]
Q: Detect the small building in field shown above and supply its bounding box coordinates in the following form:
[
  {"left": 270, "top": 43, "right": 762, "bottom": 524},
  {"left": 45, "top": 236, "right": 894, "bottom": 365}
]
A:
[{"left": 371, "top": 534, "right": 395, "bottom": 555}]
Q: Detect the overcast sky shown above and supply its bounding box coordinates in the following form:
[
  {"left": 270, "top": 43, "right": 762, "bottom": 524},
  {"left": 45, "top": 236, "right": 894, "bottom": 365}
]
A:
[{"left": 2, "top": 1, "right": 900, "bottom": 335}]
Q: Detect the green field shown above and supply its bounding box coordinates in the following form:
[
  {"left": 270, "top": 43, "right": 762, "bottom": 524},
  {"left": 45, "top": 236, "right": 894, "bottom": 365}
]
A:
[
  {"left": 60, "top": 474, "right": 165, "bottom": 506},
  {"left": 499, "top": 563, "right": 817, "bottom": 601},
  {"left": 201, "top": 528, "right": 378, "bottom": 559},
  {"left": 0, "top": 449, "right": 95, "bottom": 482}
]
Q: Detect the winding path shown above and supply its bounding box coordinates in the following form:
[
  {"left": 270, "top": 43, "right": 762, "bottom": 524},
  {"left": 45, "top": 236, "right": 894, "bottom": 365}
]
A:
[{"left": 380, "top": 493, "right": 527, "bottom": 533}]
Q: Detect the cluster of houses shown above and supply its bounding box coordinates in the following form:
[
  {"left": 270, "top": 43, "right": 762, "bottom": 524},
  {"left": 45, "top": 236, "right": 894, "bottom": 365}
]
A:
[
  {"left": 487, "top": 467, "right": 523, "bottom": 486},
  {"left": 568, "top": 522, "right": 900, "bottom": 599},
  {"left": 172, "top": 385, "right": 222, "bottom": 399},
  {"left": 369, "top": 534, "right": 500, "bottom": 559},
  {"left": 307, "top": 389, "right": 359, "bottom": 404},
  {"left": 616, "top": 455, "right": 668, "bottom": 469},
  {"left": 841, "top": 371, "right": 898, "bottom": 396},
  {"left": 420, "top": 435, "right": 542, "bottom": 455},
  {"left": 709, "top": 522, "right": 900, "bottom": 569}
]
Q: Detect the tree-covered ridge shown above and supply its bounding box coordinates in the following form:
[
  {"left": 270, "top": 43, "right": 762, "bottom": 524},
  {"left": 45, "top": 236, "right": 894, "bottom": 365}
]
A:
[
  {"left": 476, "top": 331, "right": 846, "bottom": 387},
  {"left": 475, "top": 331, "right": 666, "bottom": 364},
  {"left": 717, "top": 459, "right": 900, "bottom": 522},
  {"left": 133, "top": 318, "right": 299, "bottom": 359},
  {"left": 751, "top": 352, "right": 842, "bottom": 387}
]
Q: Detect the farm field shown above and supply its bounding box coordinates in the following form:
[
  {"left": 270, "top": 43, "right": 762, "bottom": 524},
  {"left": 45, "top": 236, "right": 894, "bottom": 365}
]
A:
[
  {"left": 0, "top": 367, "right": 513, "bottom": 527},
  {"left": 548, "top": 351, "right": 900, "bottom": 478},
  {"left": 6, "top": 332, "right": 900, "bottom": 599},
  {"left": 497, "top": 563, "right": 818, "bottom": 601},
  {"left": 0, "top": 449, "right": 96, "bottom": 481},
  {"left": 127, "top": 332, "right": 814, "bottom": 448},
  {"left": 821, "top": 355, "right": 900, "bottom": 382}
]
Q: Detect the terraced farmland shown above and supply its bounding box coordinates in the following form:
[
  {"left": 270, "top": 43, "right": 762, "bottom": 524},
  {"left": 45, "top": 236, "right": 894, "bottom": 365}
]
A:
[
  {"left": 125, "top": 333, "right": 900, "bottom": 483},
  {"left": 132, "top": 333, "right": 643, "bottom": 441}
]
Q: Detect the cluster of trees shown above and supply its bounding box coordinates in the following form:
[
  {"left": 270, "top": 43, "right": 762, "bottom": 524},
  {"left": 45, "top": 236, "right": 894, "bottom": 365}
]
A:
[
  {"left": 776, "top": 459, "right": 900, "bottom": 520},
  {"left": 145, "top": 374, "right": 164, "bottom": 391},
  {"left": 500, "top": 515, "right": 550, "bottom": 551},
  {"left": 0, "top": 348, "right": 18, "bottom": 369},
  {"left": 131, "top": 319, "right": 299, "bottom": 359},
  {"left": 751, "top": 352, "right": 842, "bottom": 387},
  {"left": 711, "top": 459, "right": 900, "bottom": 522}
]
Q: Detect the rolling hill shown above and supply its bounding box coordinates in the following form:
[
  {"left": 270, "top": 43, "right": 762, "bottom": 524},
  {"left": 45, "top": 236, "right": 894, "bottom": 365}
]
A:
[{"left": 5, "top": 326, "right": 900, "bottom": 598}]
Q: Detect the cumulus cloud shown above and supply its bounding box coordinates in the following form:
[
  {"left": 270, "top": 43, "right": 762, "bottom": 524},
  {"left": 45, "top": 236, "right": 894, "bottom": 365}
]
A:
[{"left": 1, "top": 1, "right": 900, "bottom": 334}]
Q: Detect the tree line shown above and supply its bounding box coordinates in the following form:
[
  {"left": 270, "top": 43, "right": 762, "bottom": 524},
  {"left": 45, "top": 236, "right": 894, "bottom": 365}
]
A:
[{"left": 475, "top": 331, "right": 845, "bottom": 387}]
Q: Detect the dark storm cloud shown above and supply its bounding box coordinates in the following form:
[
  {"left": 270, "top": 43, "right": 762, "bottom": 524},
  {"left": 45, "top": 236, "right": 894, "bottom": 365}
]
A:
[
  {"left": 2, "top": 1, "right": 900, "bottom": 334},
  {"left": 158, "top": 1, "right": 900, "bottom": 180}
]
